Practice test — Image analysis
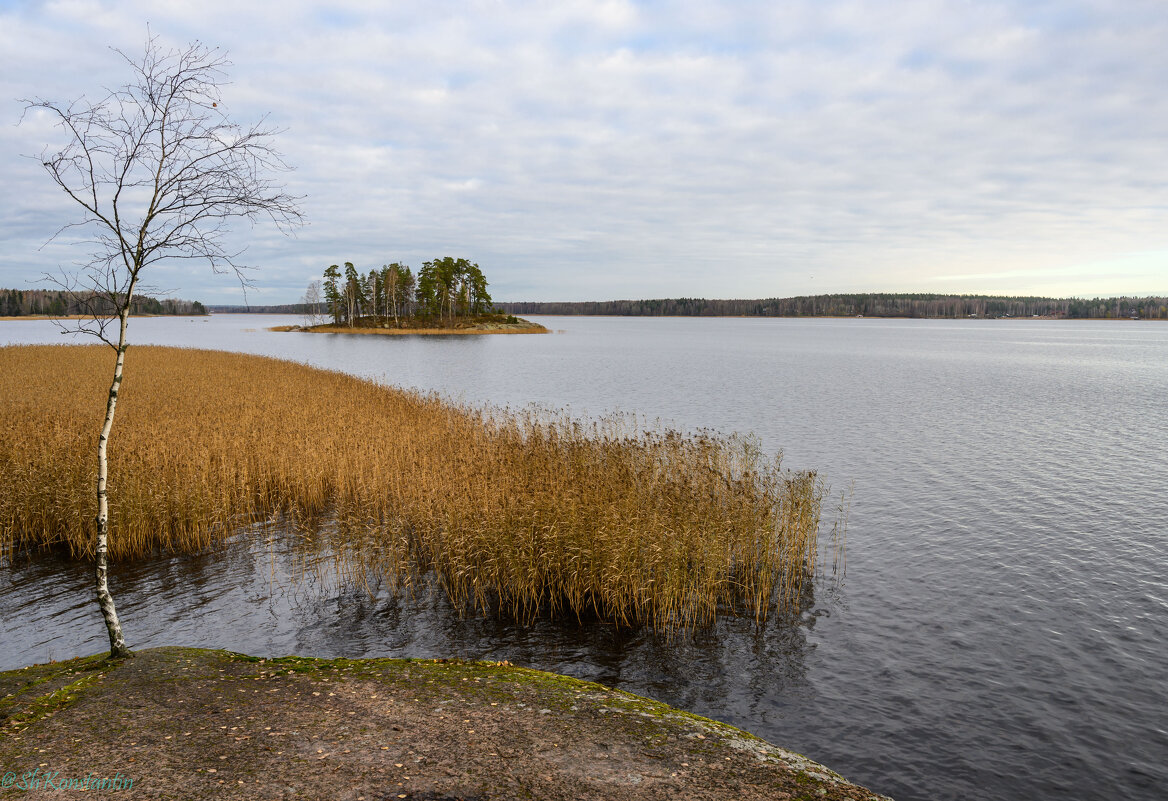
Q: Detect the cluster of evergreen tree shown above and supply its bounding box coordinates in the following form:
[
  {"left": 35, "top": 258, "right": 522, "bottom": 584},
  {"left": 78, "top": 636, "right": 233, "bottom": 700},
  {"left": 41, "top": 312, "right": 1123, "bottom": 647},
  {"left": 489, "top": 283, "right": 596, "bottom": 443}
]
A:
[
  {"left": 498, "top": 293, "right": 1168, "bottom": 320},
  {"left": 0, "top": 288, "right": 206, "bottom": 317},
  {"left": 315, "top": 258, "right": 494, "bottom": 326}
]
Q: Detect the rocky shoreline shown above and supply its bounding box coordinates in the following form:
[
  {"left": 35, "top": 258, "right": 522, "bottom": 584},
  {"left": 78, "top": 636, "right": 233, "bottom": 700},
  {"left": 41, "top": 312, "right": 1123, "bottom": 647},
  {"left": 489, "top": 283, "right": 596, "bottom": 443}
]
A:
[{"left": 1, "top": 648, "right": 890, "bottom": 800}]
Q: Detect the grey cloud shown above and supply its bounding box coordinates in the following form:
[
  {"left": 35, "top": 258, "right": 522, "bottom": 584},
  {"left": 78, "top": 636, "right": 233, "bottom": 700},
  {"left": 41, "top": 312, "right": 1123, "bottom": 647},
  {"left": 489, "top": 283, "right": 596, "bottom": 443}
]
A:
[{"left": 2, "top": 0, "right": 1166, "bottom": 303}]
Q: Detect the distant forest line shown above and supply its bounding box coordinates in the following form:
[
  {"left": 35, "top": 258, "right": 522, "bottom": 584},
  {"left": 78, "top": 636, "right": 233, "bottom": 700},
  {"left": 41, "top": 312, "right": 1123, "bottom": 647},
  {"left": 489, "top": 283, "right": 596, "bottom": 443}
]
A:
[
  {"left": 1, "top": 288, "right": 206, "bottom": 317},
  {"left": 207, "top": 303, "right": 306, "bottom": 314},
  {"left": 495, "top": 294, "right": 1168, "bottom": 319}
]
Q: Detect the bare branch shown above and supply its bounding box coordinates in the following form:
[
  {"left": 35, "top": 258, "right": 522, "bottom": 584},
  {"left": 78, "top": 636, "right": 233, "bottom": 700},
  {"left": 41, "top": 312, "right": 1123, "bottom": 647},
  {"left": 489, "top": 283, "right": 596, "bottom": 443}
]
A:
[
  {"left": 21, "top": 36, "right": 304, "bottom": 305},
  {"left": 19, "top": 33, "right": 304, "bottom": 659}
]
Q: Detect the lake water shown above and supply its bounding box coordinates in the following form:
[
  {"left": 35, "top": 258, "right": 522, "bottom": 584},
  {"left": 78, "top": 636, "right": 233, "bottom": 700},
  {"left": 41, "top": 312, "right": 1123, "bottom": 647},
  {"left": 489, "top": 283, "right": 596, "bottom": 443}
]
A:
[{"left": 2, "top": 314, "right": 1165, "bottom": 801}]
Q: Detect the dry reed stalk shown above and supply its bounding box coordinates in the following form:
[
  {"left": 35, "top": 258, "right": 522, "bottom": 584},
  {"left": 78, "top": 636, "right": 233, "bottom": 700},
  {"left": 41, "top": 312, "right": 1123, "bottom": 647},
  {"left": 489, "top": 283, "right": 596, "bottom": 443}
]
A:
[{"left": 0, "top": 344, "right": 828, "bottom": 630}]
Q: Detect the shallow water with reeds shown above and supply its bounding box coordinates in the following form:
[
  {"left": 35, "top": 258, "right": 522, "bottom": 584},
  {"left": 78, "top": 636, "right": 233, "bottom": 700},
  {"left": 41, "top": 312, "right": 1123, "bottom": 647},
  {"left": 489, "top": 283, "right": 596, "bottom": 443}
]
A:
[{"left": 2, "top": 314, "right": 1165, "bottom": 801}]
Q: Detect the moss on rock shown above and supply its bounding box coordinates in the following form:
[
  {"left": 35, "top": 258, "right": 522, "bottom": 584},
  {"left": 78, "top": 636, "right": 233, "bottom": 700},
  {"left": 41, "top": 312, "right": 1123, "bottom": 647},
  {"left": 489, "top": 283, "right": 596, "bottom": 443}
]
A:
[{"left": 0, "top": 647, "right": 891, "bottom": 800}]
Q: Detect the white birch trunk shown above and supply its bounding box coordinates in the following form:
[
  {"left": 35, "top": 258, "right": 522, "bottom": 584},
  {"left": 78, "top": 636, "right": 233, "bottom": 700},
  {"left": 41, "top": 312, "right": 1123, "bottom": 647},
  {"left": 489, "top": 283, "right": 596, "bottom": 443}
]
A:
[
  {"left": 95, "top": 306, "right": 133, "bottom": 658},
  {"left": 390, "top": 274, "right": 399, "bottom": 327}
]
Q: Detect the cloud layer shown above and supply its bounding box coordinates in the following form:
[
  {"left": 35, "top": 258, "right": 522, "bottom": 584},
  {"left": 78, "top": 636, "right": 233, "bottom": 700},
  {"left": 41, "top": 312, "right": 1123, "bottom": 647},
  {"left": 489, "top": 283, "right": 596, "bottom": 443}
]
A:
[{"left": 2, "top": 0, "right": 1166, "bottom": 302}]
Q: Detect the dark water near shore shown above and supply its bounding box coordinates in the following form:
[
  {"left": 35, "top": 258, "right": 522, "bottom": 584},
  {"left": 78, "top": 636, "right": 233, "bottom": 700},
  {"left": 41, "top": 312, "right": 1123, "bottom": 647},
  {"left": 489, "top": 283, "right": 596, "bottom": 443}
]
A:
[{"left": 2, "top": 314, "right": 1166, "bottom": 801}]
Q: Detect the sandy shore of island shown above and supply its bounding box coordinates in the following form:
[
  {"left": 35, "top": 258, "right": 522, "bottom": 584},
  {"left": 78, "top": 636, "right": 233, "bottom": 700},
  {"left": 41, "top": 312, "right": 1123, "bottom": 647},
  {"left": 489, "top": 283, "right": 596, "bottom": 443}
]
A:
[{"left": 270, "top": 320, "right": 549, "bottom": 335}]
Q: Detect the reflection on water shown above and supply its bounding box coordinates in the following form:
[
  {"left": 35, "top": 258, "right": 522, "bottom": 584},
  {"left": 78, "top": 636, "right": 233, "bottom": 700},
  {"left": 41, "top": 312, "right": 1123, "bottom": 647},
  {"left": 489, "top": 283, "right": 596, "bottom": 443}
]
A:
[
  {"left": 3, "top": 531, "right": 818, "bottom": 734},
  {"left": 5, "top": 315, "right": 1168, "bottom": 801}
]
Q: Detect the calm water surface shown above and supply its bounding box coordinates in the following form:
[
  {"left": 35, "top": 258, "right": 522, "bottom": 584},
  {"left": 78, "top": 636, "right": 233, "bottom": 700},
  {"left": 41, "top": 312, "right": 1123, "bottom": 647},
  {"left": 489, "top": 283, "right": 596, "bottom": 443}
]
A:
[{"left": 2, "top": 315, "right": 1165, "bottom": 801}]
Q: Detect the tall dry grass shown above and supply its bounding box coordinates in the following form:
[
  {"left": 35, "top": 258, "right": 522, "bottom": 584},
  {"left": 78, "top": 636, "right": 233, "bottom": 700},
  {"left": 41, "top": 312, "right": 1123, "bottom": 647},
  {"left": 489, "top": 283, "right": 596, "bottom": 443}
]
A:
[{"left": 0, "top": 344, "right": 827, "bottom": 630}]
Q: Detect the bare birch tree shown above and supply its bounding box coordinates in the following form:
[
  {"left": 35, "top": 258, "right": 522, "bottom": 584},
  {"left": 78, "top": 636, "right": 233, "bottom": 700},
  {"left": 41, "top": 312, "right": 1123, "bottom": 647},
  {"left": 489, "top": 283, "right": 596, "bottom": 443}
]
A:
[
  {"left": 23, "top": 36, "right": 302, "bottom": 658},
  {"left": 302, "top": 279, "right": 323, "bottom": 326}
]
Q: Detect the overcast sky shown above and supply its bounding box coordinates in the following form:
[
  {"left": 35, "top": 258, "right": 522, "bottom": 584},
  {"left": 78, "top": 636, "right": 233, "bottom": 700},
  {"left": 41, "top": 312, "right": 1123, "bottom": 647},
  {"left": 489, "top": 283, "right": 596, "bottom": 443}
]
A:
[{"left": 2, "top": 0, "right": 1166, "bottom": 304}]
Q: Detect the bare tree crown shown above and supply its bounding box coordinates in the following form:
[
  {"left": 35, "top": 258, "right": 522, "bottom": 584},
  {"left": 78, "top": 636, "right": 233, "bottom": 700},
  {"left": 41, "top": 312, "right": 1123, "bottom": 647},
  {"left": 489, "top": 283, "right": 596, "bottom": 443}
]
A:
[{"left": 23, "top": 36, "right": 303, "bottom": 342}]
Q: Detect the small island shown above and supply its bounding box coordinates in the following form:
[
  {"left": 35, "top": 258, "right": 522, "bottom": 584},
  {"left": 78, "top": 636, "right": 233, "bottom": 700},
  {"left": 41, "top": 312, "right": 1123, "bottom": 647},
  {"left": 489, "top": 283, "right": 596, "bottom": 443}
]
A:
[
  {"left": 276, "top": 257, "right": 548, "bottom": 335},
  {"left": 276, "top": 316, "right": 548, "bottom": 335}
]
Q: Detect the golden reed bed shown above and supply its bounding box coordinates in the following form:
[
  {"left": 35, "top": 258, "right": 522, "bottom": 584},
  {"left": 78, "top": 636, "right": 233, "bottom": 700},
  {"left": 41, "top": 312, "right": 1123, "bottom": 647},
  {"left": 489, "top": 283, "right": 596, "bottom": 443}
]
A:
[{"left": 0, "top": 345, "right": 826, "bottom": 629}]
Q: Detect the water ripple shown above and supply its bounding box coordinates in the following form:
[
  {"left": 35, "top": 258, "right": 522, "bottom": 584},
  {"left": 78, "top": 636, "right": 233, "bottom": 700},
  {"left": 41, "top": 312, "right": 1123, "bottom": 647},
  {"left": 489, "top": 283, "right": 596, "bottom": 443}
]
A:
[{"left": 3, "top": 316, "right": 1167, "bottom": 801}]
